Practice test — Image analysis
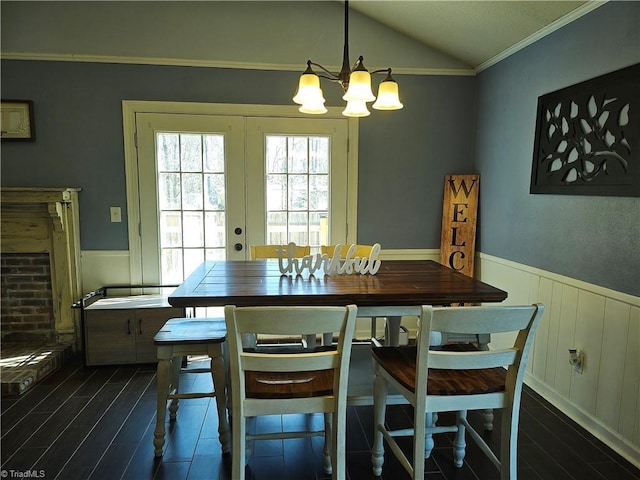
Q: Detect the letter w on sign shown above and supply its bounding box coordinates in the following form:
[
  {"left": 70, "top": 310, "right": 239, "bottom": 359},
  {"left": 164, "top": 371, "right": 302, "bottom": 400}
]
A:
[{"left": 439, "top": 175, "right": 479, "bottom": 278}]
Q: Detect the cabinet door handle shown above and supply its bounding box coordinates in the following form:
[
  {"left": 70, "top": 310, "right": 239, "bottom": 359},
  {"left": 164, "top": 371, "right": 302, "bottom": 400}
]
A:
[
  {"left": 127, "top": 319, "right": 131, "bottom": 335},
  {"left": 138, "top": 319, "right": 143, "bottom": 335}
]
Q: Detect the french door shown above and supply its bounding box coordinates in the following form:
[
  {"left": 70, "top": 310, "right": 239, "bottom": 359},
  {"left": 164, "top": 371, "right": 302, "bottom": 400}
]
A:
[
  {"left": 245, "top": 117, "right": 349, "bottom": 255},
  {"left": 133, "top": 108, "right": 351, "bottom": 285}
]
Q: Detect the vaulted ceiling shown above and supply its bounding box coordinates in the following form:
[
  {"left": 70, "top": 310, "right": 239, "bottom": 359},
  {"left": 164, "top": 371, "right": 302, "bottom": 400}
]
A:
[{"left": 348, "top": 1, "right": 600, "bottom": 70}]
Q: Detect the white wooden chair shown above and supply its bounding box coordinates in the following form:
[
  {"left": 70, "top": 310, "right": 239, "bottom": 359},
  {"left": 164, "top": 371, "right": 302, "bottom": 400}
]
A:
[
  {"left": 224, "top": 304, "right": 357, "bottom": 480},
  {"left": 371, "top": 303, "right": 544, "bottom": 479}
]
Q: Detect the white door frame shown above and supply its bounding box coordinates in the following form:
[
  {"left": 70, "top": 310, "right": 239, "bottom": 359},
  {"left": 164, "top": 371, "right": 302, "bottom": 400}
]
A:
[{"left": 122, "top": 100, "right": 359, "bottom": 285}]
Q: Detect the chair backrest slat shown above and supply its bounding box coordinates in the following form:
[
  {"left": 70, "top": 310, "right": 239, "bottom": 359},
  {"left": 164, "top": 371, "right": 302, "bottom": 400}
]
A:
[
  {"left": 232, "top": 306, "right": 349, "bottom": 337},
  {"left": 428, "top": 349, "right": 518, "bottom": 370},
  {"left": 242, "top": 352, "right": 339, "bottom": 372},
  {"left": 321, "top": 244, "right": 378, "bottom": 259},
  {"left": 250, "top": 244, "right": 311, "bottom": 260},
  {"left": 429, "top": 306, "right": 538, "bottom": 335}
]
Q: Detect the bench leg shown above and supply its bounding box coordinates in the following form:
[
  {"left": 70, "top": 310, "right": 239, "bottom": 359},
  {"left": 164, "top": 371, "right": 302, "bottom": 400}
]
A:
[
  {"left": 154, "top": 353, "right": 171, "bottom": 457},
  {"left": 169, "top": 356, "right": 182, "bottom": 420}
]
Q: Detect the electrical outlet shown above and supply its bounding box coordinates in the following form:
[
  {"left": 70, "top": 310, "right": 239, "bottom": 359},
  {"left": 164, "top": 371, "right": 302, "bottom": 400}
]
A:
[
  {"left": 569, "top": 348, "right": 584, "bottom": 374},
  {"left": 110, "top": 206, "right": 122, "bottom": 223}
]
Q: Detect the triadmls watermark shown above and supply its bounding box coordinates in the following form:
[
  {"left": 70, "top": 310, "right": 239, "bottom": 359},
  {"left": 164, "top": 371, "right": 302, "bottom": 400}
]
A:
[{"left": 1, "top": 470, "right": 46, "bottom": 478}]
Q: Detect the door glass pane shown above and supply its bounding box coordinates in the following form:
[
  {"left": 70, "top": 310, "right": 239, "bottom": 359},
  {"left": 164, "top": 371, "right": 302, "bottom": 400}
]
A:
[
  {"left": 158, "top": 173, "right": 181, "bottom": 210},
  {"left": 157, "top": 134, "right": 180, "bottom": 171},
  {"left": 266, "top": 174, "right": 287, "bottom": 210},
  {"left": 181, "top": 134, "right": 202, "bottom": 172},
  {"left": 266, "top": 136, "right": 287, "bottom": 173},
  {"left": 159, "top": 212, "right": 182, "bottom": 247},
  {"left": 156, "top": 132, "right": 226, "bottom": 282},
  {"left": 266, "top": 211, "right": 287, "bottom": 245},
  {"left": 265, "top": 134, "right": 329, "bottom": 248},
  {"left": 161, "top": 248, "right": 183, "bottom": 285}
]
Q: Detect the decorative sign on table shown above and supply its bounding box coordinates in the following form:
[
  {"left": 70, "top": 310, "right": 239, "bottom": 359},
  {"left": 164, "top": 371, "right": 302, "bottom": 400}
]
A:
[
  {"left": 530, "top": 63, "right": 639, "bottom": 197},
  {"left": 277, "top": 242, "right": 381, "bottom": 276},
  {"left": 440, "top": 175, "right": 479, "bottom": 278}
]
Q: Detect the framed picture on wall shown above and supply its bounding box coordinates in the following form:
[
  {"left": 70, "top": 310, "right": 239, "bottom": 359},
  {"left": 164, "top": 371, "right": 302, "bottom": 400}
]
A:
[
  {"left": 1, "top": 100, "right": 35, "bottom": 141},
  {"left": 530, "top": 64, "right": 639, "bottom": 197}
]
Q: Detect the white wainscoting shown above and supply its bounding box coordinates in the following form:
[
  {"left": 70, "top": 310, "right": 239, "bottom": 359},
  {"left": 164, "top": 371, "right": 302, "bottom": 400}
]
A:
[
  {"left": 477, "top": 252, "right": 640, "bottom": 468},
  {"left": 80, "top": 250, "right": 132, "bottom": 294},
  {"left": 79, "top": 248, "right": 639, "bottom": 466}
]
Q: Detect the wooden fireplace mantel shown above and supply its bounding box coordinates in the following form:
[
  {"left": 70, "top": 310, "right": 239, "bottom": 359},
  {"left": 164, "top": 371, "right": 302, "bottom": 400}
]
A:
[{"left": 1, "top": 187, "right": 82, "bottom": 345}]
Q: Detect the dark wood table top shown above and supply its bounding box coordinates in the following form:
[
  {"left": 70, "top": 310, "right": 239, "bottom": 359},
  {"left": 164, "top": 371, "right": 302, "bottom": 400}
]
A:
[{"left": 168, "top": 260, "right": 507, "bottom": 310}]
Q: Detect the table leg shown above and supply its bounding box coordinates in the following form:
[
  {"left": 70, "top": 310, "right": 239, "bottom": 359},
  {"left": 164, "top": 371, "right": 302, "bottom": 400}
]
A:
[
  {"left": 386, "top": 316, "right": 402, "bottom": 346},
  {"left": 210, "top": 344, "right": 231, "bottom": 453},
  {"left": 478, "top": 336, "right": 494, "bottom": 430}
]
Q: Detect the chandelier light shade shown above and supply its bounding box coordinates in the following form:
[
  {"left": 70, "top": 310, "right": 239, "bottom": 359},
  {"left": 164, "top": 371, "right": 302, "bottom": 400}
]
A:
[
  {"left": 293, "top": 64, "right": 327, "bottom": 113},
  {"left": 343, "top": 99, "right": 371, "bottom": 117},
  {"left": 342, "top": 61, "right": 376, "bottom": 102},
  {"left": 372, "top": 72, "right": 404, "bottom": 110},
  {"left": 292, "top": 1, "right": 403, "bottom": 117}
]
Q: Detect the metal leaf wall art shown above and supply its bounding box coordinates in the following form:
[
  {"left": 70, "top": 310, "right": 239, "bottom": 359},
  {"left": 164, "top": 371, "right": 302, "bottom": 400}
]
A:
[{"left": 530, "top": 64, "right": 639, "bottom": 197}]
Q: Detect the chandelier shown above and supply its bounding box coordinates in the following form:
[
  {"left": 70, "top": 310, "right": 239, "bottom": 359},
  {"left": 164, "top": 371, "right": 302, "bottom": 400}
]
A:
[{"left": 293, "top": 1, "right": 403, "bottom": 117}]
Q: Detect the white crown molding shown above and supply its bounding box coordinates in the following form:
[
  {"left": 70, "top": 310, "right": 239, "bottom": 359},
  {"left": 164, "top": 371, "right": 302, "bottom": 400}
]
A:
[
  {"left": 0, "top": 52, "right": 476, "bottom": 77},
  {"left": 476, "top": 0, "right": 608, "bottom": 73}
]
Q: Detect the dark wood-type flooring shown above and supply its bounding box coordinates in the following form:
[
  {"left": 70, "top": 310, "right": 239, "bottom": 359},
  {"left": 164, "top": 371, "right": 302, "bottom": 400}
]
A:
[{"left": 2, "top": 356, "right": 639, "bottom": 480}]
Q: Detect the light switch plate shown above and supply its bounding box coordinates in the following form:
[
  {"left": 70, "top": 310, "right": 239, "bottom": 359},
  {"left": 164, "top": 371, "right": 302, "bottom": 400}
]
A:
[{"left": 110, "top": 206, "right": 122, "bottom": 223}]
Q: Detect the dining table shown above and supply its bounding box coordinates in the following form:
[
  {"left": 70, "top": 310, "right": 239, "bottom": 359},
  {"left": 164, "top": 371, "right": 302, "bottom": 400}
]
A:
[
  {"left": 168, "top": 258, "right": 507, "bottom": 341},
  {"left": 168, "top": 258, "right": 508, "bottom": 404}
]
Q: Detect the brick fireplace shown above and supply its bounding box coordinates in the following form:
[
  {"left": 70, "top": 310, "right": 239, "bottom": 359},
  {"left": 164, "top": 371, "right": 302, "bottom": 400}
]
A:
[
  {"left": 1, "top": 188, "right": 82, "bottom": 346},
  {"left": 1, "top": 252, "right": 55, "bottom": 342}
]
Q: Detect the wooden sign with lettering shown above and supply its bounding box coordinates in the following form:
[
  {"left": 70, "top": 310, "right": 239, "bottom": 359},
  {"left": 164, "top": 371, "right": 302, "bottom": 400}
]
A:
[{"left": 440, "top": 174, "right": 479, "bottom": 277}]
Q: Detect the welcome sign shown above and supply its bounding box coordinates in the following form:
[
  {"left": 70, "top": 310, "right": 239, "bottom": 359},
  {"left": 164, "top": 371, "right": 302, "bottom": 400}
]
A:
[{"left": 440, "top": 175, "right": 479, "bottom": 277}]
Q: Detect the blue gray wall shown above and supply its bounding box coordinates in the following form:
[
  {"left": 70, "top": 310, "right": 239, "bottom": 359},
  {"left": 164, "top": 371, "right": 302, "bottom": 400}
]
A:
[
  {"left": 0, "top": 61, "right": 476, "bottom": 252},
  {"left": 1, "top": 2, "right": 638, "bottom": 296},
  {"left": 475, "top": 1, "right": 639, "bottom": 296}
]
